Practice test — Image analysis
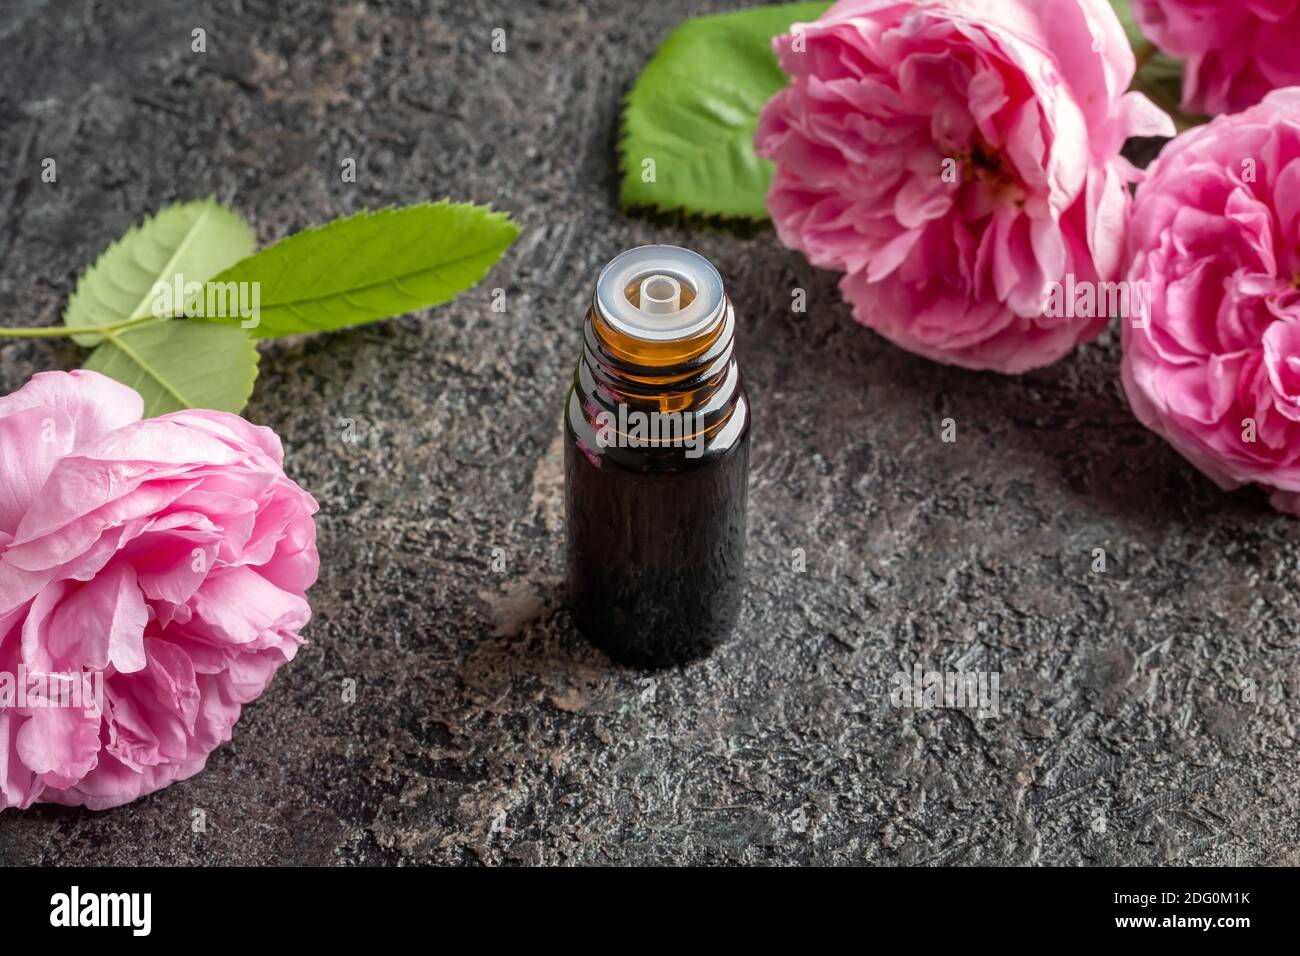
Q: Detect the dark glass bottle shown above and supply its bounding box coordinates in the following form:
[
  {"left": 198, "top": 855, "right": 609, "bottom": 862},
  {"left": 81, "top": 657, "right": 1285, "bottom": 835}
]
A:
[{"left": 564, "top": 246, "right": 750, "bottom": 667}]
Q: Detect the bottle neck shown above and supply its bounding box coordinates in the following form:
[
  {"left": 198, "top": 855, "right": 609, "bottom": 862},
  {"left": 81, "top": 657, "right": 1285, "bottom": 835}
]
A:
[
  {"left": 569, "top": 297, "right": 748, "bottom": 467},
  {"left": 586, "top": 296, "right": 734, "bottom": 400}
]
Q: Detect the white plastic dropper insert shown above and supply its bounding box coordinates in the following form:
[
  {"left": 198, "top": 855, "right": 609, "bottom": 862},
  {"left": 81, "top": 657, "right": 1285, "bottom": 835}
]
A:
[
  {"left": 639, "top": 274, "right": 682, "bottom": 314},
  {"left": 594, "top": 245, "right": 725, "bottom": 342}
]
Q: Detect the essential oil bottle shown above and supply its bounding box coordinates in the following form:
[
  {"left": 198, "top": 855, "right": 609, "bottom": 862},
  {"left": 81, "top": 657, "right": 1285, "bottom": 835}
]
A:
[{"left": 564, "top": 245, "right": 751, "bottom": 667}]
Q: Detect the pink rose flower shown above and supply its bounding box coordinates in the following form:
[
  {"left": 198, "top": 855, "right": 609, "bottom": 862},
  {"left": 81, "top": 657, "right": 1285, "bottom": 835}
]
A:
[
  {"left": 1121, "top": 88, "right": 1300, "bottom": 514},
  {"left": 756, "top": 0, "right": 1174, "bottom": 373},
  {"left": 1130, "top": 0, "right": 1300, "bottom": 115},
  {"left": 0, "top": 370, "right": 318, "bottom": 810}
]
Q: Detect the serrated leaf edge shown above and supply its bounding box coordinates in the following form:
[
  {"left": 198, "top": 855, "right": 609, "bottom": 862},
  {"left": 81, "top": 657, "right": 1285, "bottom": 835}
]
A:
[
  {"left": 203, "top": 199, "right": 520, "bottom": 335},
  {"left": 63, "top": 197, "right": 254, "bottom": 343},
  {"left": 614, "top": 6, "right": 831, "bottom": 221}
]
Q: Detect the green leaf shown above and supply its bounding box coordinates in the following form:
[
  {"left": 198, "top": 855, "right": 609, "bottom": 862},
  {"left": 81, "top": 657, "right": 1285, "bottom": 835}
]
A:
[
  {"left": 63, "top": 198, "right": 255, "bottom": 347},
  {"left": 196, "top": 201, "right": 520, "bottom": 339},
  {"left": 83, "top": 321, "right": 259, "bottom": 417},
  {"left": 1109, "top": 0, "right": 1206, "bottom": 132},
  {"left": 618, "top": 2, "right": 831, "bottom": 220}
]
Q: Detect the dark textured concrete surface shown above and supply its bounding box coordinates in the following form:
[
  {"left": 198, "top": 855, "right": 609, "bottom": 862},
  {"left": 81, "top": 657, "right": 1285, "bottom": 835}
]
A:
[{"left": 1, "top": 0, "right": 1298, "bottom": 867}]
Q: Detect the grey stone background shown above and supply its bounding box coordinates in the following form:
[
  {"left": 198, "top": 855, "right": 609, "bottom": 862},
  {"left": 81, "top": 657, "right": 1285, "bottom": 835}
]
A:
[{"left": 0, "top": 0, "right": 1296, "bottom": 866}]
